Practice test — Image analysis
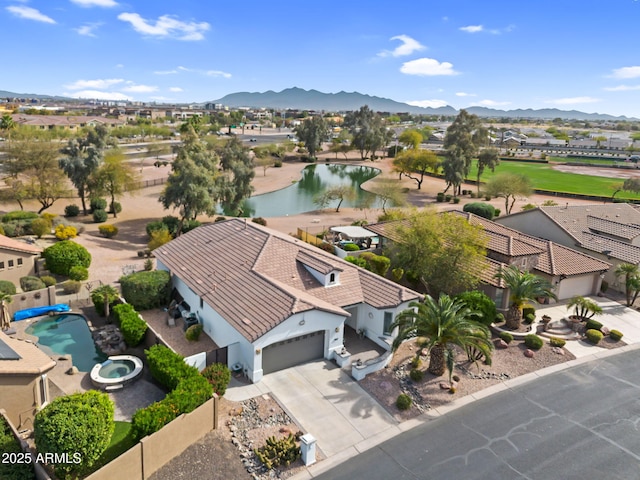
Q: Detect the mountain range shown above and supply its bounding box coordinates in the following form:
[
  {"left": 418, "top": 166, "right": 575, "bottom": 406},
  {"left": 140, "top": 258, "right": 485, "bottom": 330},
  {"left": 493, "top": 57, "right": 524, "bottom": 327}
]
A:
[{"left": 210, "top": 87, "right": 634, "bottom": 121}]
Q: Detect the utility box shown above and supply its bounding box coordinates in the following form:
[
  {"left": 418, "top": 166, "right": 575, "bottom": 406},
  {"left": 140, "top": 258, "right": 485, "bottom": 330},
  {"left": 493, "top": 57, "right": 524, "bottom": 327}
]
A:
[{"left": 300, "top": 433, "right": 317, "bottom": 466}]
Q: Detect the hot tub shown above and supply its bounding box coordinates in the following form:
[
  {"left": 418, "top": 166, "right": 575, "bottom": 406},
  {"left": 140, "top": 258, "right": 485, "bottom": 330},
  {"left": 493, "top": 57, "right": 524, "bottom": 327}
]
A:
[{"left": 90, "top": 355, "right": 144, "bottom": 390}]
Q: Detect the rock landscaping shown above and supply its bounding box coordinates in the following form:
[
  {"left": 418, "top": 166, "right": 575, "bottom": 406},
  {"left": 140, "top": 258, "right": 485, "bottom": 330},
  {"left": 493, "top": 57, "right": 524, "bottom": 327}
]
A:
[{"left": 91, "top": 324, "right": 126, "bottom": 355}]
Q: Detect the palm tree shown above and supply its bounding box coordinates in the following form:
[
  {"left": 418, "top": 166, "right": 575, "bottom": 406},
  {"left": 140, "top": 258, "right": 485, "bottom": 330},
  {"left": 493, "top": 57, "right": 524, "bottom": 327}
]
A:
[
  {"left": 495, "top": 265, "right": 557, "bottom": 330},
  {"left": 0, "top": 113, "right": 16, "bottom": 140},
  {"left": 391, "top": 294, "right": 494, "bottom": 376},
  {"left": 615, "top": 263, "right": 640, "bottom": 306},
  {"left": 566, "top": 296, "right": 602, "bottom": 321}
]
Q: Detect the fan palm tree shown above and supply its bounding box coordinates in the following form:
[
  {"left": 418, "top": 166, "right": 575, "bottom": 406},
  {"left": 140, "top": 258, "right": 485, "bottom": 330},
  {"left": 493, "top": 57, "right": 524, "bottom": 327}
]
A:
[
  {"left": 566, "top": 296, "right": 602, "bottom": 321},
  {"left": 614, "top": 263, "right": 640, "bottom": 306},
  {"left": 391, "top": 294, "right": 494, "bottom": 376},
  {"left": 495, "top": 265, "right": 557, "bottom": 330}
]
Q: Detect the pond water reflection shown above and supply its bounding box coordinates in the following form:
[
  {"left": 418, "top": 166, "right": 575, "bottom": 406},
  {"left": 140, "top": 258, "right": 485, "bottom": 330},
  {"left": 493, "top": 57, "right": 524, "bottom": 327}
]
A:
[{"left": 239, "top": 163, "right": 381, "bottom": 217}]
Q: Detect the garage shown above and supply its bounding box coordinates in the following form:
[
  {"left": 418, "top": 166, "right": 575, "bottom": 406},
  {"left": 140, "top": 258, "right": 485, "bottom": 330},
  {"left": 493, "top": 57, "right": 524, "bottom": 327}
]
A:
[
  {"left": 262, "top": 330, "right": 325, "bottom": 375},
  {"left": 558, "top": 275, "right": 595, "bottom": 299}
]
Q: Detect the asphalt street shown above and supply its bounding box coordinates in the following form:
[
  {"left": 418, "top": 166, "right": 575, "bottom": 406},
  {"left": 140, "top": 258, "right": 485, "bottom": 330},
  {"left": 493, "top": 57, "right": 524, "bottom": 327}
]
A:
[{"left": 317, "top": 349, "right": 640, "bottom": 480}]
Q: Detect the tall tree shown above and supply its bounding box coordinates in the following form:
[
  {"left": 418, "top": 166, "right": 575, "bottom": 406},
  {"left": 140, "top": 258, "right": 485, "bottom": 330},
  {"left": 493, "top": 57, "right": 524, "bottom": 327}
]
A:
[
  {"left": 614, "top": 263, "right": 640, "bottom": 306},
  {"left": 314, "top": 185, "right": 355, "bottom": 212},
  {"left": 443, "top": 110, "right": 486, "bottom": 194},
  {"left": 440, "top": 154, "right": 466, "bottom": 196},
  {"left": 475, "top": 148, "right": 500, "bottom": 195},
  {"left": 216, "top": 136, "right": 255, "bottom": 215},
  {"left": 392, "top": 149, "right": 439, "bottom": 190},
  {"left": 343, "top": 105, "right": 388, "bottom": 160},
  {"left": 367, "top": 177, "right": 407, "bottom": 214},
  {"left": 91, "top": 149, "right": 140, "bottom": 218},
  {"left": 159, "top": 127, "right": 219, "bottom": 234},
  {"left": 0, "top": 114, "right": 16, "bottom": 140},
  {"left": 494, "top": 265, "right": 557, "bottom": 330},
  {"left": 293, "top": 116, "right": 330, "bottom": 159},
  {"left": 391, "top": 294, "right": 493, "bottom": 376},
  {"left": 483, "top": 172, "right": 533, "bottom": 214},
  {"left": 59, "top": 125, "right": 110, "bottom": 215},
  {"left": 398, "top": 129, "right": 423, "bottom": 150},
  {"left": 390, "top": 210, "right": 488, "bottom": 296}
]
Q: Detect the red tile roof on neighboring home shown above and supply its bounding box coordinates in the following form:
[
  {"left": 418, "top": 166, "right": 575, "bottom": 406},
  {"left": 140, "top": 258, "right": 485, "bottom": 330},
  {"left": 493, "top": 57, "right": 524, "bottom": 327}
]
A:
[
  {"left": 154, "top": 219, "right": 421, "bottom": 342},
  {"left": 0, "top": 235, "right": 41, "bottom": 255}
]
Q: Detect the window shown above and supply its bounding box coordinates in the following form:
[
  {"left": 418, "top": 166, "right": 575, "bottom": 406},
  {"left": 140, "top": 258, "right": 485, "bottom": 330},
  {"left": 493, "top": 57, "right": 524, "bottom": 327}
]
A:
[
  {"left": 329, "top": 273, "right": 335, "bottom": 284},
  {"left": 383, "top": 312, "right": 394, "bottom": 335},
  {"left": 200, "top": 298, "right": 204, "bottom": 309},
  {"left": 39, "top": 374, "right": 49, "bottom": 408},
  {"left": 17, "top": 258, "right": 23, "bottom": 267},
  {"left": 7, "top": 260, "right": 14, "bottom": 268},
  {"left": 0, "top": 262, "right": 4, "bottom": 270}
]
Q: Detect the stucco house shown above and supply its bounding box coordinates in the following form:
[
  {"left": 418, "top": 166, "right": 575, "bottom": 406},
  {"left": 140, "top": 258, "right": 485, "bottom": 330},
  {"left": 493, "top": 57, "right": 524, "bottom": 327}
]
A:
[
  {"left": 495, "top": 204, "right": 640, "bottom": 293},
  {"left": 154, "top": 219, "right": 421, "bottom": 383},
  {"left": 0, "top": 331, "right": 55, "bottom": 430},
  {"left": 0, "top": 235, "right": 41, "bottom": 286}
]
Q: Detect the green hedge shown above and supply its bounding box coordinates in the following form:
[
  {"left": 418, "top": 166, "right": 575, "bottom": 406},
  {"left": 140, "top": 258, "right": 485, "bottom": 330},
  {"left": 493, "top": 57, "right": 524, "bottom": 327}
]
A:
[
  {"left": 119, "top": 270, "right": 170, "bottom": 311},
  {"left": 145, "top": 344, "right": 194, "bottom": 391},
  {"left": 43, "top": 240, "right": 91, "bottom": 276},
  {"left": 113, "top": 303, "right": 148, "bottom": 347},
  {"left": 2, "top": 211, "right": 38, "bottom": 222},
  {"left": 0, "top": 415, "right": 35, "bottom": 480}
]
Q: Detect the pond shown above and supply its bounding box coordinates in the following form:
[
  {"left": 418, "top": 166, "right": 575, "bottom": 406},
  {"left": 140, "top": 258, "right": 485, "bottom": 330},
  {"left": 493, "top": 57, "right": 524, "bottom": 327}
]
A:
[{"left": 239, "top": 163, "right": 382, "bottom": 217}]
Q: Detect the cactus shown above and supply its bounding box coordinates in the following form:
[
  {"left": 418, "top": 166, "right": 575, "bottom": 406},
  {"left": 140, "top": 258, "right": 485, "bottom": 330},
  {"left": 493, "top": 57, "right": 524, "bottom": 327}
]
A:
[{"left": 254, "top": 433, "right": 301, "bottom": 469}]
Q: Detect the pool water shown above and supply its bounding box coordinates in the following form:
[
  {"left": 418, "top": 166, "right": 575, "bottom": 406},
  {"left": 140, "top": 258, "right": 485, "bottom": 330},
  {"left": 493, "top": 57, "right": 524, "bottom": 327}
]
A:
[
  {"left": 99, "top": 360, "right": 135, "bottom": 379},
  {"left": 25, "top": 313, "right": 107, "bottom": 372}
]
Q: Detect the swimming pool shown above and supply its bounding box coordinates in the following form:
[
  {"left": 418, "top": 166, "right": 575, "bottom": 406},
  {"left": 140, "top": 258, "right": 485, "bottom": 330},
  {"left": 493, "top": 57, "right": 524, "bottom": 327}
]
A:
[{"left": 25, "top": 313, "right": 107, "bottom": 372}]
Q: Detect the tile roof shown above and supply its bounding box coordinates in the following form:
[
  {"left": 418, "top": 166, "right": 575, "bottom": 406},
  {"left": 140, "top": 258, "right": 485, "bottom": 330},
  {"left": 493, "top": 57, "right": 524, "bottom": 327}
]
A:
[
  {"left": 0, "top": 235, "right": 42, "bottom": 254},
  {"left": 585, "top": 215, "right": 640, "bottom": 240},
  {"left": 0, "top": 332, "right": 56, "bottom": 375},
  {"left": 154, "top": 219, "right": 421, "bottom": 342}
]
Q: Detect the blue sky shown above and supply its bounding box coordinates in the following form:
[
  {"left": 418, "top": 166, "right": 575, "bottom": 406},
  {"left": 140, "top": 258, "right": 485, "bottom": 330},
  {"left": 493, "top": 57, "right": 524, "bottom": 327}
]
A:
[{"left": 3, "top": 0, "right": 640, "bottom": 117}]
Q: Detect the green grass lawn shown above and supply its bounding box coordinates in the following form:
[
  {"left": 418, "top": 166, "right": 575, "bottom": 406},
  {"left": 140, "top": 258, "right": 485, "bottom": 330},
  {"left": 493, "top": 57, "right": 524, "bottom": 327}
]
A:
[
  {"left": 466, "top": 161, "right": 640, "bottom": 200},
  {"left": 92, "top": 421, "right": 136, "bottom": 472}
]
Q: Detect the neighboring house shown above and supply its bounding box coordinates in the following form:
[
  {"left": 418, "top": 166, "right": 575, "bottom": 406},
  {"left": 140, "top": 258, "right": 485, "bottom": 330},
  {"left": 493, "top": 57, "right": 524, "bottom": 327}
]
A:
[
  {"left": 0, "top": 236, "right": 41, "bottom": 286},
  {"left": 495, "top": 204, "right": 640, "bottom": 292},
  {"left": 10, "top": 114, "right": 124, "bottom": 131},
  {"left": 364, "top": 212, "right": 610, "bottom": 309},
  {"left": 0, "top": 331, "right": 55, "bottom": 430},
  {"left": 154, "top": 219, "right": 421, "bottom": 383}
]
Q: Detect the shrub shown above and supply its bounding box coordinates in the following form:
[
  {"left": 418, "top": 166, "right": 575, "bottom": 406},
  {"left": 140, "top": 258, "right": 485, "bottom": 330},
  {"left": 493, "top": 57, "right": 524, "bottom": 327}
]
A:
[
  {"left": 409, "top": 368, "right": 424, "bottom": 382},
  {"left": 521, "top": 203, "right": 537, "bottom": 211},
  {"left": 119, "top": 270, "right": 170, "bottom": 310},
  {"left": 252, "top": 217, "right": 267, "bottom": 226},
  {"left": 201, "top": 363, "right": 232, "bottom": 396},
  {"left": 146, "top": 344, "right": 195, "bottom": 390},
  {"left": 64, "top": 204, "right": 80, "bottom": 217},
  {"left": 93, "top": 209, "right": 108, "bottom": 223},
  {"left": 185, "top": 323, "right": 203, "bottom": 342},
  {"left": 585, "top": 329, "right": 604, "bottom": 344},
  {"left": 30, "top": 218, "right": 51, "bottom": 238},
  {"left": 254, "top": 434, "right": 301, "bottom": 470},
  {"left": 0, "top": 415, "right": 35, "bottom": 480},
  {"left": 462, "top": 202, "right": 496, "bottom": 220},
  {"left": 43, "top": 240, "right": 91, "bottom": 276},
  {"left": 453, "top": 197, "right": 461, "bottom": 204},
  {"left": 109, "top": 201, "right": 122, "bottom": 214},
  {"left": 436, "top": 192, "right": 445, "bottom": 203},
  {"left": 20, "top": 276, "right": 45, "bottom": 292},
  {"left": 144, "top": 258, "right": 154, "bottom": 271},
  {"left": 214, "top": 216, "right": 227, "bottom": 223},
  {"left": 549, "top": 337, "right": 566, "bottom": 348},
  {"left": 2, "top": 211, "right": 38, "bottom": 222},
  {"left": 161, "top": 215, "right": 181, "bottom": 236},
  {"left": 165, "top": 375, "right": 212, "bottom": 413},
  {"left": 34, "top": 390, "right": 114, "bottom": 478},
  {"left": 113, "top": 303, "right": 148, "bottom": 347},
  {"left": 484, "top": 195, "right": 492, "bottom": 201},
  {"left": 131, "top": 401, "right": 178, "bottom": 442},
  {"left": 455, "top": 291, "right": 497, "bottom": 327},
  {"left": 62, "top": 280, "right": 82, "bottom": 294},
  {"left": 316, "top": 242, "right": 335, "bottom": 254},
  {"left": 0, "top": 222, "right": 17, "bottom": 237},
  {"left": 410, "top": 356, "right": 421, "bottom": 369},
  {"left": 499, "top": 331, "right": 514, "bottom": 344},
  {"left": 148, "top": 229, "right": 173, "bottom": 251},
  {"left": 98, "top": 224, "right": 119, "bottom": 238},
  {"left": 524, "top": 313, "right": 535, "bottom": 325},
  {"left": 146, "top": 220, "right": 167, "bottom": 238},
  {"left": 0, "top": 225, "right": 3, "bottom": 236},
  {"left": 493, "top": 208, "right": 501, "bottom": 217},
  {"left": 445, "top": 194, "right": 452, "bottom": 202},
  {"left": 524, "top": 334, "right": 544, "bottom": 350},
  {"left": 91, "top": 285, "right": 120, "bottom": 317},
  {"left": 343, "top": 243, "right": 360, "bottom": 251},
  {"left": 0, "top": 280, "right": 16, "bottom": 296},
  {"left": 396, "top": 393, "right": 412, "bottom": 410},
  {"left": 39, "top": 275, "right": 56, "bottom": 287},
  {"left": 600, "top": 280, "right": 609, "bottom": 293},
  {"left": 609, "top": 329, "right": 624, "bottom": 341},
  {"left": 585, "top": 319, "right": 603, "bottom": 331},
  {"left": 68, "top": 265, "right": 89, "bottom": 281},
  {"left": 89, "top": 197, "right": 107, "bottom": 212},
  {"left": 54, "top": 224, "right": 77, "bottom": 240},
  {"left": 522, "top": 306, "right": 536, "bottom": 319},
  {"left": 495, "top": 313, "right": 505, "bottom": 323},
  {"left": 182, "top": 219, "right": 201, "bottom": 234},
  {"left": 274, "top": 160, "right": 283, "bottom": 167}
]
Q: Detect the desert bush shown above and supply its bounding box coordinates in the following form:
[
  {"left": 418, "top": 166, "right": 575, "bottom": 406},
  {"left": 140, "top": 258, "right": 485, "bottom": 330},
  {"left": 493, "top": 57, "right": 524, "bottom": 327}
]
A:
[
  {"left": 144, "top": 258, "right": 154, "bottom": 271},
  {"left": 522, "top": 306, "right": 536, "bottom": 319},
  {"left": 499, "top": 331, "right": 514, "bottom": 344},
  {"left": 436, "top": 192, "right": 445, "bottom": 202},
  {"left": 0, "top": 280, "right": 16, "bottom": 296},
  {"left": 524, "top": 313, "right": 535, "bottom": 325},
  {"left": 585, "top": 319, "right": 603, "bottom": 331},
  {"left": 109, "top": 201, "right": 122, "bottom": 214},
  {"left": 91, "top": 285, "right": 120, "bottom": 316},
  {"left": 2, "top": 211, "right": 38, "bottom": 222},
  {"left": 445, "top": 194, "right": 452, "bottom": 202},
  {"left": 98, "top": 224, "right": 119, "bottom": 238},
  {"left": 214, "top": 216, "right": 227, "bottom": 223},
  {"left": 182, "top": 219, "right": 201, "bottom": 233},
  {"left": 62, "top": 280, "right": 82, "bottom": 294},
  {"left": 410, "top": 356, "right": 422, "bottom": 369},
  {"left": 54, "top": 224, "right": 77, "bottom": 240},
  {"left": 409, "top": 368, "right": 424, "bottom": 382},
  {"left": 462, "top": 202, "right": 496, "bottom": 220},
  {"left": 549, "top": 337, "right": 566, "bottom": 348},
  {"left": 39, "top": 275, "right": 56, "bottom": 287},
  {"left": 396, "top": 393, "right": 412, "bottom": 410},
  {"left": 453, "top": 197, "right": 461, "bottom": 204},
  {"left": 585, "top": 329, "right": 604, "bottom": 344},
  {"left": 93, "top": 209, "right": 108, "bottom": 223},
  {"left": 146, "top": 220, "right": 167, "bottom": 237},
  {"left": 64, "top": 204, "right": 80, "bottom": 217},
  {"left": 252, "top": 217, "right": 267, "bottom": 226},
  {"left": 343, "top": 243, "right": 360, "bottom": 251},
  {"left": 119, "top": 270, "right": 170, "bottom": 310},
  {"left": 113, "top": 303, "right": 148, "bottom": 347},
  {"left": 524, "top": 334, "right": 544, "bottom": 350},
  {"left": 68, "top": 265, "right": 89, "bottom": 281},
  {"left": 254, "top": 434, "right": 301, "bottom": 470},
  {"left": 89, "top": 197, "right": 107, "bottom": 212},
  {"left": 201, "top": 363, "right": 232, "bottom": 396},
  {"left": 34, "top": 390, "right": 114, "bottom": 478},
  {"left": 148, "top": 229, "right": 172, "bottom": 251},
  {"left": 30, "top": 218, "right": 51, "bottom": 238},
  {"left": 185, "top": 323, "right": 203, "bottom": 342},
  {"left": 43, "top": 240, "right": 91, "bottom": 276},
  {"left": 609, "top": 329, "right": 624, "bottom": 341},
  {"left": 20, "top": 276, "right": 46, "bottom": 292},
  {"left": 455, "top": 291, "right": 497, "bottom": 327},
  {"left": 359, "top": 252, "right": 391, "bottom": 276}
]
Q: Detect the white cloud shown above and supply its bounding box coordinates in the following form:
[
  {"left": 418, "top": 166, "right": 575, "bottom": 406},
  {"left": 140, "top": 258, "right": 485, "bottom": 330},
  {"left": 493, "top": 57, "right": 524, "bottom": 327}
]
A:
[
  {"left": 169, "top": 87, "right": 183, "bottom": 92},
  {"left": 64, "top": 78, "right": 124, "bottom": 90},
  {"left": 65, "top": 90, "right": 132, "bottom": 101},
  {"left": 122, "top": 83, "right": 158, "bottom": 93},
  {"left": 6, "top": 6, "right": 55, "bottom": 23},
  {"left": 378, "top": 34, "right": 426, "bottom": 57},
  {"left": 407, "top": 99, "right": 449, "bottom": 108},
  {"left": 545, "top": 96, "right": 601, "bottom": 105},
  {"left": 75, "top": 23, "right": 102, "bottom": 37},
  {"left": 400, "top": 58, "right": 458, "bottom": 76},
  {"left": 70, "top": 0, "right": 118, "bottom": 7},
  {"left": 117, "top": 12, "right": 210, "bottom": 41},
  {"left": 456, "top": 92, "right": 476, "bottom": 97},
  {"left": 460, "top": 25, "right": 483, "bottom": 33},
  {"left": 478, "top": 99, "right": 511, "bottom": 107},
  {"left": 611, "top": 66, "right": 640, "bottom": 79},
  {"left": 604, "top": 84, "right": 640, "bottom": 92},
  {"left": 154, "top": 69, "right": 179, "bottom": 75},
  {"left": 205, "top": 70, "right": 232, "bottom": 78}
]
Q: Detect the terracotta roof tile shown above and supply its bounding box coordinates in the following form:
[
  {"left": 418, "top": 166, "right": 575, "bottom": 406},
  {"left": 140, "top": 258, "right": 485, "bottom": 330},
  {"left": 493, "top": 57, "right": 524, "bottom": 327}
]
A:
[{"left": 0, "top": 235, "right": 41, "bottom": 254}]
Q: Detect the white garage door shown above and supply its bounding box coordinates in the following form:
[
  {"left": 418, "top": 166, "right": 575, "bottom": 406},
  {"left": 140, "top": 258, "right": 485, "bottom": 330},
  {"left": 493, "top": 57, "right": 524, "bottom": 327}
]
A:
[
  {"left": 559, "top": 275, "right": 594, "bottom": 299},
  {"left": 262, "top": 330, "right": 325, "bottom": 375}
]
